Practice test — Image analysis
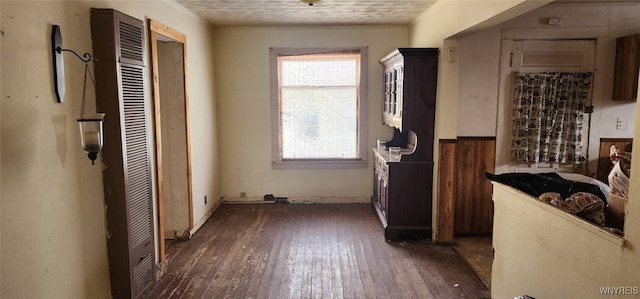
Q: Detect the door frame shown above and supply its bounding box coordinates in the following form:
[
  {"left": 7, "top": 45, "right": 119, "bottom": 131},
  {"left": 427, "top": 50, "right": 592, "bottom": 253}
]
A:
[
  {"left": 148, "top": 19, "right": 194, "bottom": 261},
  {"left": 496, "top": 37, "right": 598, "bottom": 175}
]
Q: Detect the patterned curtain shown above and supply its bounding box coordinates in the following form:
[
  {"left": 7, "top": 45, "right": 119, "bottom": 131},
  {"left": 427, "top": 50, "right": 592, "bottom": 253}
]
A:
[{"left": 511, "top": 72, "right": 592, "bottom": 164}]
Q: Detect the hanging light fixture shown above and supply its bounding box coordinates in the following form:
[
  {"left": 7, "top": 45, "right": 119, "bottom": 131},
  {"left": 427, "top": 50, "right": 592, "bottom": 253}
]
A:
[
  {"left": 77, "top": 114, "right": 105, "bottom": 165},
  {"left": 52, "top": 24, "right": 105, "bottom": 165},
  {"left": 76, "top": 53, "right": 104, "bottom": 165},
  {"left": 300, "top": 0, "right": 320, "bottom": 6}
]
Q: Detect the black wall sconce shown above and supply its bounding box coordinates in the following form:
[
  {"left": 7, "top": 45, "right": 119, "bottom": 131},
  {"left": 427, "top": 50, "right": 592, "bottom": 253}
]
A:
[{"left": 51, "top": 24, "right": 105, "bottom": 165}]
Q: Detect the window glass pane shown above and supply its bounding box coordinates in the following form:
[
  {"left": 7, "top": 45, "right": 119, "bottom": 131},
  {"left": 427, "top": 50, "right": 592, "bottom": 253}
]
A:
[
  {"left": 281, "top": 59, "right": 357, "bottom": 87},
  {"left": 278, "top": 52, "right": 360, "bottom": 160},
  {"left": 281, "top": 87, "right": 357, "bottom": 159}
]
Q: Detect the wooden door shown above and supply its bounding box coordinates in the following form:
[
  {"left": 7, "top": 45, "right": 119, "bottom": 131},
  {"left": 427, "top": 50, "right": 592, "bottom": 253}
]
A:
[{"left": 148, "top": 20, "right": 194, "bottom": 261}]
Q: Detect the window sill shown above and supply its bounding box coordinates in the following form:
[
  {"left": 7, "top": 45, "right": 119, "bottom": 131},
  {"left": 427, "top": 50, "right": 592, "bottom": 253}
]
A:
[{"left": 272, "top": 159, "right": 368, "bottom": 169}]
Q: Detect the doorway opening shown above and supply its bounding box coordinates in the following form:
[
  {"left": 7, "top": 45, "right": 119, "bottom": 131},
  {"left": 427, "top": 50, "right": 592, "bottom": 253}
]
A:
[{"left": 148, "top": 20, "right": 193, "bottom": 262}]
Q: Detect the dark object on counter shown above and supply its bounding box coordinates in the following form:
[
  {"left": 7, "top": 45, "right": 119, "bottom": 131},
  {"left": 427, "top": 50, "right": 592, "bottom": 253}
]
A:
[{"left": 485, "top": 172, "right": 607, "bottom": 205}]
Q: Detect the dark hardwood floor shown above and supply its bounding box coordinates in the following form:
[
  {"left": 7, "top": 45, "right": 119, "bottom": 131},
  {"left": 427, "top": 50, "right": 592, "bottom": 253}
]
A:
[
  {"left": 454, "top": 237, "right": 493, "bottom": 289},
  {"left": 147, "top": 204, "right": 489, "bottom": 298}
]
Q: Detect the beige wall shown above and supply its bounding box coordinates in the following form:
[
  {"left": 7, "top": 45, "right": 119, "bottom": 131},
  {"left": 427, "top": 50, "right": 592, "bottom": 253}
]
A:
[
  {"left": 457, "top": 25, "right": 502, "bottom": 137},
  {"left": 491, "top": 78, "right": 640, "bottom": 296},
  {"left": 407, "top": 0, "right": 640, "bottom": 295},
  {"left": 92, "top": 0, "right": 222, "bottom": 236},
  {"left": 0, "top": 1, "right": 219, "bottom": 298},
  {"left": 1, "top": 0, "right": 632, "bottom": 297},
  {"left": 491, "top": 181, "right": 639, "bottom": 298},
  {"left": 450, "top": 3, "right": 640, "bottom": 298},
  {"left": 213, "top": 26, "right": 407, "bottom": 202},
  {"left": 409, "top": 0, "right": 549, "bottom": 49},
  {"left": 409, "top": 0, "right": 550, "bottom": 139},
  {"left": 457, "top": 3, "right": 640, "bottom": 176},
  {"left": 631, "top": 75, "right": 640, "bottom": 276},
  {"left": 408, "top": 0, "right": 549, "bottom": 238},
  {"left": 0, "top": 2, "right": 3, "bottom": 295}
]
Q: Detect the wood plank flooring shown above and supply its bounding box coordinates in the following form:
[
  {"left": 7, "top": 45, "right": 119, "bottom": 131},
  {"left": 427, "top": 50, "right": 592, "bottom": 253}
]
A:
[
  {"left": 454, "top": 237, "right": 493, "bottom": 289},
  {"left": 147, "top": 204, "right": 489, "bottom": 298}
]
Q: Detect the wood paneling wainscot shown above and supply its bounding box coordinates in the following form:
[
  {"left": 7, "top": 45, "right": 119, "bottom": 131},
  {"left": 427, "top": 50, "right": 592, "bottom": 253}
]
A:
[
  {"left": 597, "top": 138, "right": 633, "bottom": 184},
  {"left": 436, "top": 139, "right": 457, "bottom": 243},
  {"left": 435, "top": 137, "right": 496, "bottom": 242},
  {"left": 455, "top": 137, "right": 496, "bottom": 236}
]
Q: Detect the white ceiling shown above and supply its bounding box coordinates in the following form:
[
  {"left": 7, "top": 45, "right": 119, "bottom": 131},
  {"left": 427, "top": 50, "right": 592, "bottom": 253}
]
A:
[
  {"left": 175, "top": 0, "right": 640, "bottom": 27},
  {"left": 175, "top": 0, "right": 438, "bottom": 26}
]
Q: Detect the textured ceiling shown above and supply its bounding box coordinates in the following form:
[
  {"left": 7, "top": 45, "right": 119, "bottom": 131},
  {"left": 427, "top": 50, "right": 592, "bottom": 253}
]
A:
[{"left": 175, "top": 0, "right": 438, "bottom": 26}]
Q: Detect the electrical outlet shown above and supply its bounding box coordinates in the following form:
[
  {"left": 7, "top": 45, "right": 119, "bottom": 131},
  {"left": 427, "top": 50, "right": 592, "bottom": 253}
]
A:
[
  {"left": 547, "top": 17, "right": 562, "bottom": 25},
  {"left": 616, "top": 118, "right": 629, "bottom": 130},
  {"left": 240, "top": 192, "right": 246, "bottom": 198},
  {"left": 204, "top": 195, "right": 207, "bottom": 205}
]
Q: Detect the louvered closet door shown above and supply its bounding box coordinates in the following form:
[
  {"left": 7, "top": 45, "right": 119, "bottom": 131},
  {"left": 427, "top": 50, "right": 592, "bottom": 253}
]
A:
[{"left": 91, "top": 8, "right": 155, "bottom": 298}]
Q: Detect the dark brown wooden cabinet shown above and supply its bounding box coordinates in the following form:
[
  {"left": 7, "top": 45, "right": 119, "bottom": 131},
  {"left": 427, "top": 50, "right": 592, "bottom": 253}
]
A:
[
  {"left": 613, "top": 34, "right": 640, "bottom": 101},
  {"left": 372, "top": 48, "right": 438, "bottom": 240},
  {"left": 91, "top": 9, "right": 155, "bottom": 298}
]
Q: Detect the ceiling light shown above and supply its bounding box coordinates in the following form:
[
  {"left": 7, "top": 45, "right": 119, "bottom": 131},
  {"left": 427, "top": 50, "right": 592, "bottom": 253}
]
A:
[{"left": 300, "top": 0, "right": 320, "bottom": 6}]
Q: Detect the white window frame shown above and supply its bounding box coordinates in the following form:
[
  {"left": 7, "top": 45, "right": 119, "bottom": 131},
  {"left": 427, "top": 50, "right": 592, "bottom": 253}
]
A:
[{"left": 270, "top": 47, "right": 368, "bottom": 169}]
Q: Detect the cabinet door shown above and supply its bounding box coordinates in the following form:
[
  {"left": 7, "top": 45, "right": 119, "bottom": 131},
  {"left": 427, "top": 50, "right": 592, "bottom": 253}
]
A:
[
  {"left": 386, "top": 162, "right": 433, "bottom": 228},
  {"left": 613, "top": 34, "right": 640, "bottom": 101},
  {"left": 383, "top": 70, "right": 394, "bottom": 125},
  {"left": 383, "top": 72, "right": 391, "bottom": 115},
  {"left": 373, "top": 170, "right": 382, "bottom": 213},
  {"left": 380, "top": 175, "right": 388, "bottom": 219},
  {"left": 395, "top": 65, "right": 404, "bottom": 119},
  {"left": 382, "top": 67, "right": 403, "bottom": 130},
  {"left": 374, "top": 158, "right": 389, "bottom": 219}
]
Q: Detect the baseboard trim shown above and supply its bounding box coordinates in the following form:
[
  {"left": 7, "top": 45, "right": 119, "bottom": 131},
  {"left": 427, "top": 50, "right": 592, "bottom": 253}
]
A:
[
  {"left": 155, "top": 259, "right": 168, "bottom": 280},
  {"left": 163, "top": 229, "right": 191, "bottom": 241},
  {"left": 190, "top": 198, "right": 221, "bottom": 236},
  {"left": 222, "top": 196, "right": 370, "bottom": 204}
]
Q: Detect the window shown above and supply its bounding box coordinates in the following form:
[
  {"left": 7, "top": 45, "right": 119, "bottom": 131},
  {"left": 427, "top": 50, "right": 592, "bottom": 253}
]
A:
[
  {"left": 270, "top": 47, "right": 368, "bottom": 168},
  {"left": 510, "top": 72, "right": 592, "bottom": 169}
]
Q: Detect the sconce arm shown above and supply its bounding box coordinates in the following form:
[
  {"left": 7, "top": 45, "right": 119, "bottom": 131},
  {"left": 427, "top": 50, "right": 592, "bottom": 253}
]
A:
[{"left": 55, "top": 47, "right": 92, "bottom": 63}]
